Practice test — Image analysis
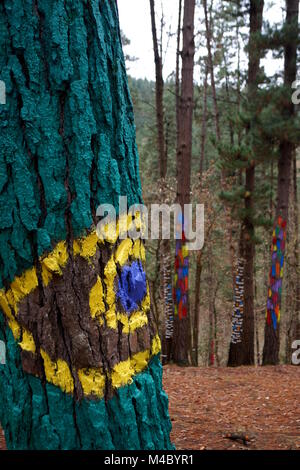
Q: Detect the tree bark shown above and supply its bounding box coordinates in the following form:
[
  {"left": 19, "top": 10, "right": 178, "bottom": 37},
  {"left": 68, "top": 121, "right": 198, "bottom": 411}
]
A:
[
  {"left": 192, "top": 252, "right": 202, "bottom": 366},
  {"left": 263, "top": 0, "right": 299, "bottom": 365},
  {"left": 291, "top": 156, "right": 300, "bottom": 355},
  {"left": 199, "top": 64, "right": 208, "bottom": 177},
  {"left": 227, "top": 0, "right": 264, "bottom": 366},
  {"left": 203, "top": 0, "right": 236, "bottom": 285},
  {"left": 173, "top": 0, "right": 195, "bottom": 365},
  {"left": 0, "top": 0, "right": 173, "bottom": 450},
  {"left": 149, "top": 0, "right": 174, "bottom": 364},
  {"left": 149, "top": 0, "right": 167, "bottom": 179},
  {"left": 175, "top": 0, "right": 183, "bottom": 162}
]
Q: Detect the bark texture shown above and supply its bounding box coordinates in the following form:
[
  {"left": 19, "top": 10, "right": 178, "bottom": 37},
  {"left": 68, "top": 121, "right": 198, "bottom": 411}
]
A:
[
  {"left": 263, "top": 0, "right": 299, "bottom": 365},
  {"left": 0, "top": 0, "right": 173, "bottom": 450},
  {"left": 149, "top": 0, "right": 174, "bottom": 364},
  {"left": 173, "top": 0, "right": 195, "bottom": 365},
  {"left": 228, "top": 0, "right": 264, "bottom": 366}
]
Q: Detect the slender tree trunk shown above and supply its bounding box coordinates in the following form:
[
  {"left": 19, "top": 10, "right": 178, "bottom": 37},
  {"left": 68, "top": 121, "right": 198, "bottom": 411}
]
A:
[
  {"left": 241, "top": 165, "right": 256, "bottom": 365},
  {"left": 228, "top": 0, "right": 264, "bottom": 366},
  {"left": 203, "top": 0, "right": 220, "bottom": 141},
  {"left": 192, "top": 62, "right": 209, "bottom": 366},
  {"left": 203, "top": 0, "right": 235, "bottom": 284},
  {"left": 192, "top": 252, "right": 202, "bottom": 366},
  {"left": 208, "top": 251, "right": 215, "bottom": 366},
  {"left": 291, "top": 156, "right": 300, "bottom": 354},
  {"left": 149, "top": 0, "right": 174, "bottom": 364},
  {"left": 263, "top": 0, "right": 299, "bottom": 365},
  {"left": 228, "top": 240, "right": 245, "bottom": 366},
  {"left": 284, "top": 156, "right": 299, "bottom": 363},
  {"left": 213, "top": 297, "right": 219, "bottom": 366},
  {"left": 222, "top": 46, "right": 234, "bottom": 146},
  {"left": 175, "top": 0, "right": 183, "bottom": 160},
  {"left": 0, "top": 0, "right": 173, "bottom": 450},
  {"left": 149, "top": 0, "right": 166, "bottom": 179},
  {"left": 199, "top": 64, "right": 208, "bottom": 177},
  {"left": 255, "top": 279, "right": 261, "bottom": 365},
  {"left": 173, "top": 0, "right": 195, "bottom": 365}
]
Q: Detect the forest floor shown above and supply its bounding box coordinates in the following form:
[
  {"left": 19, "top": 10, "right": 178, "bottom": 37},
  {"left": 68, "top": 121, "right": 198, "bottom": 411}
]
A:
[
  {"left": 0, "top": 365, "right": 299, "bottom": 451},
  {"left": 163, "top": 365, "right": 300, "bottom": 450}
]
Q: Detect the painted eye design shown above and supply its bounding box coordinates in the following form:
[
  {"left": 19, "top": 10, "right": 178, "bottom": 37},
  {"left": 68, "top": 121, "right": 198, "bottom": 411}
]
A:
[{"left": 0, "top": 214, "right": 160, "bottom": 398}]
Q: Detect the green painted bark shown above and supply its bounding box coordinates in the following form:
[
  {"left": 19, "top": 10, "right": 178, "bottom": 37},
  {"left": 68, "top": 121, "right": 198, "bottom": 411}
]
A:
[{"left": 0, "top": 0, "right": 173, "bottom": 450}]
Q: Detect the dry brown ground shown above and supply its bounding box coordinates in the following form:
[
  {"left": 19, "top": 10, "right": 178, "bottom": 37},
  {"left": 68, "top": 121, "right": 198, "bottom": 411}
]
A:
[
  {"left": 0, "top": 365, "right": 299, "bottom": 450},
  {"left": 163, "top": 365, "right": 300, "bottom": 450}
]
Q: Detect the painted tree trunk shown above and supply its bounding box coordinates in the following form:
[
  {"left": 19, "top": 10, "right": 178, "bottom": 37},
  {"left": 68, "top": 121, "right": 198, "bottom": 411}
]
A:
[
  {"left": 228, "top": 254, "right": 245, "bottom": 366},
  {"left": 227, "top": 0, "right": 264, "bottom": 366},
  {"left": 160, "top": 241, "right": 174, "bottom": 363},
  {"left": 172, "top": 0, "right": 195, "bottom": 366},
  {"left": 0, "top": 0, "right": 173, "bottom": 450},
  {"left": 263, "top": 0, "right": 299, "bottom": 365},
  {"left": 291, "top": 157, "right": 300, "bottom": 355}
]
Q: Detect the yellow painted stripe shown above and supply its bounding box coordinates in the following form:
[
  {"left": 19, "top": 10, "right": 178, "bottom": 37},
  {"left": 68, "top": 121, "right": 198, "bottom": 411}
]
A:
[
  {"left": 0, "top": 290, "right": 21, "bottom": 340},
  {"left": 132, "top": 239, "right": 146, "bottom": 262},
  {"left": 115, "top": 238, "right": 133, "bottom": 266},
  {"left": 89, "top": 276, "right": 105, "bottom": 325},
  {"left": 111, "top": 336, "right": 161, "bottom": 389},
  {"left": 8, "top": 267, "right": 38, "bottom": 314},
  {"left": 40, "top": 349, "right": 74, "bottom": 394},
  {"left": 117, "top": 310, "right": 148, "bottom": 335},
  {"left": 78, "top": 367, "right": 106, "bottom": 398},
  {"left": 73, "top": 231, "right": 101, "bottom": 260},
  {"left": 18, "top": 329, "right": 36, "bottom": 353},
  {"left": 151, "top": 334, "right": 161, "bottom": 356},
  {"left": 104, "top": 256, "right": 117, "bottom": 329},
  {"left": 41, "top": 241, "right": 68, "bottom": 286}
]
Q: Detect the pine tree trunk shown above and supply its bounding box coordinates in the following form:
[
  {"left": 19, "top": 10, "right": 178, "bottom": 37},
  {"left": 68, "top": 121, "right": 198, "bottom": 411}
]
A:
[
  {"left": 199, "top": 64, "right": 208, "bottom": 177},
  {"left": 228, "top": 248, "right": 245, "bottom": 366},
  {"left": 172, "top": 0, "right": 195, "bottom": 366},
  {"left": 175, "top": 0, "right": 182, "bottom": 161},
  {"left": 241, "top": 165, "right": 256, "bottom": 365},
  {"left": 291, "top": 157, "right": 300, "bottom": 354},
  {"left": 203, "top": 0, "right": 235, "bottom": 284},
  {"left": 192, "top": 62, "right": 208, "bottom": 367},
  {"left": 263, "top": 0, "right": 299, "bottom": 365},
  {"left": 150, "top": 0, "right": 174, "bottom": 364},
  {"left": 0, "top": 0, "right": 173, "bottom": 450},
  {"left": 192, "top": 252, "right": 202, "bottom": 366},
  {"left": 228, "top": 0, "right": 264, "bottom": 366},
  {"left": 150, "top": 0, "right": 166, "bottom": 179}
]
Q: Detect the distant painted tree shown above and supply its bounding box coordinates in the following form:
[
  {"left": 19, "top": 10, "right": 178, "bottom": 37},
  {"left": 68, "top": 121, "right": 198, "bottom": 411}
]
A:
[
  {"left": 263, "top": 0, "right": 299, "bottom": 365},
  {"left": 228, "top": 0, "right": 265, "bottom": 366},
  {"left": 0, "top": 0, "right": 173, "bottom": 450},
  {"left": 172, "top": 0, "right": 195, "bottom": 365}
]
